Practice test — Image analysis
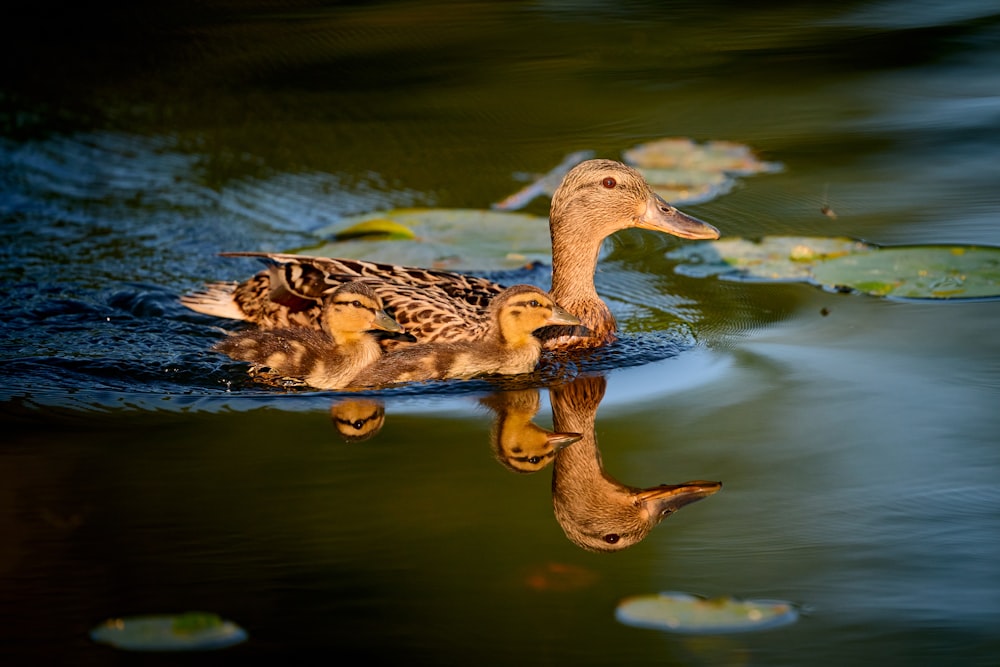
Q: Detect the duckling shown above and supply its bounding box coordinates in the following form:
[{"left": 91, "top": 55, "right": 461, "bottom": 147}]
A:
[
  {"left": 480, "top": 389, "right": 581, "bottom": 474},
  {"left": 214, "top": 281, "right": 402, "bottom": 390},
  {"left": 181, "top": 159, "right": 720, "bottom": 350},
  {"left": 348, "top": 285, "right": 580, "bottom": 389},
  {"left": 549, "top": 375, "right": 721, "bottom": 552}
]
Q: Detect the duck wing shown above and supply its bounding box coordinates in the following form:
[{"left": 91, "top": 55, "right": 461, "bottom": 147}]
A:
[{"left": 218, "top": 252, "right": 504, "bottom": 342}]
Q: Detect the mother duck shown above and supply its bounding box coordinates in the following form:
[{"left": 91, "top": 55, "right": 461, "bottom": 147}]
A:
[{"left": 181, "top": 159, "right": 720, "bottom": 350}]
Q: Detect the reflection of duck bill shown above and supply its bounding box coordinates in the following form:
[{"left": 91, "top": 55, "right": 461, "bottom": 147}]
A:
[{"left": 636, "top": 480, "right": 722, "bottom": 519}]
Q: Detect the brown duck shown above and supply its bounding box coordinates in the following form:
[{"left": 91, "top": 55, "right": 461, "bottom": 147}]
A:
[
  {"left": 550, "top": 375, "right": 721, "bottom": 552},
  {"left": 181, "top": 159, "right": 719, "bottom": 350},
  {"left": 213, "top": 281, "right": 402, "bottom": 390},
  {"left": 347, "top": 285, "right": 579, "bottom": 388}
]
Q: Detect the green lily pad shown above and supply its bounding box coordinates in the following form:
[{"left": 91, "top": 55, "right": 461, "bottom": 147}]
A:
[
  {"left": 615, "top": 592, "right": 799, "bottom": 634},
  {"left": 304, "top": 207, "right": 552, "bottom": 271},
  {"left": 669, "top": 236, "right": 1000, "bottom": 299},
  {"left": 90, "top": 612, "right": 247, "bottom": 651}
]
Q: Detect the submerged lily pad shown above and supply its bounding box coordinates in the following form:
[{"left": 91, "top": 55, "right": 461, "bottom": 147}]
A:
[
  {"left": 615, "top": 592, "right": 798, "bottom": 634},
  {"left": 305, "top": 208, "right": 552, "bottom": 271},
  {"left": 90, "top": 612, "right": 247, "bottom": 651},
  {"left": 669, "top": 236, "right": 1000, "bottom": 299}
]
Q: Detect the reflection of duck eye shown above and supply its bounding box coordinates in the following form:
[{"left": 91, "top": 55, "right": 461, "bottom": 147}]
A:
[
  {"left": 353, "top": 420, "right": 365, "bottom": 430},
  {"left": 527, "top": 456, "right": 541, "bottom": 465},
  {"left": 603, "top": 534, "right": 620, "bottom": 544}
]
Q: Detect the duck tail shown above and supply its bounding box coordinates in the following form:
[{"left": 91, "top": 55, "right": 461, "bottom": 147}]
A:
[{"left": 179, "top": 281, "right": 248, "bottom": 321}]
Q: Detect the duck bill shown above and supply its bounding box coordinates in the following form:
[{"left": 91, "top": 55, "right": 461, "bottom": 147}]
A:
[
  {"left": 546, "top": 304, "right": 582, "bottom": 326},
  {"left": 636, "top": 192, "right": 720, "bottom": 240},
  {"left": 636, "top": 480, "right": 722, "bottom": 520},
  {"left": 372, "top": 309, "right": 404, "bottom": 333},
  {"left": 546, "top": 430, "right": 582, "bottom": 450}
]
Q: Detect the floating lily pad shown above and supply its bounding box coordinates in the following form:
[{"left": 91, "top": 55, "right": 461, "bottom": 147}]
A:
[
  {"left": 615, "top": 592, "right": 798, "bottom": 634},
  {"left": 625, "top": 138, "right": 783, "bottom": 205},
  {"left": 304, "top": 208, "right": 552, "bottom": 271},
  {"left": 90, "top": 612, "right": 247, "bottom": 651},
  {"left": 492, "top": 140, "right": 779, "bottom": 211},
  {"left": 492, "top": 150, "right": 595, "bottom": 211},
  {"left": 669, "top": 236, "right": 1000, "bottom": 299}
]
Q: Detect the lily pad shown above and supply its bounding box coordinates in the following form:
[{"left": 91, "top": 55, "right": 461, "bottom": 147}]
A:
[
  {"left": 625, "top": 138, "right": 783, "bottom": 205},
  {"left": 90, "top": 612, "right": 247, "bottom": 651},
  {"left": 492, "top": 140, "right": 779, "bottom": 211},
  {"left": 615, "top": 592, "right": 798, "bottom": 634},
  {"left": 305, "top": 207, "right": 552, "bottom": 271},
  {"left": 669, "top": 236, "right": 1000, "bottom": 299}
]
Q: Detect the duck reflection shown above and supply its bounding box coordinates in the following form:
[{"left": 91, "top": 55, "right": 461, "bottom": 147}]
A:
[
  {"left": 479, "top": 389, "right": 581, "bottom": 474},
  {"left": 550, "top": 375, "right": 721, "bottom": 552},
  {"left": 329, "top": 398, "right": 385, "bottom": 442}
]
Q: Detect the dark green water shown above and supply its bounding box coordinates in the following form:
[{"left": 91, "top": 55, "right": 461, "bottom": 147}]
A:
[{"left": 2, "top": 1, "right": 999, "bottom": 664}]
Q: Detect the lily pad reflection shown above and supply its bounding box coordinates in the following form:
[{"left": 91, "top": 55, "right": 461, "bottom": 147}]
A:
[
  {"left": 615, "top": 592, "right": 798, "bottom": 634},
  {"left": 90, "top": 612, "right": 247, "bottom": 651}
]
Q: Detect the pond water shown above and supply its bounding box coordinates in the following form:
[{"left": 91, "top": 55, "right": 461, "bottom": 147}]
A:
[{"left": 2, "top": 1, "right": 999, "bottom": 664}]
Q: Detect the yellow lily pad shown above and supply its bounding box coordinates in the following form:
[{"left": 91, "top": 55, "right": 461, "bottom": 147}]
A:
[
  {"left": 304, "top": 208, "right": 552, "bottom": 271},
  {"left": 90, "top": 612, "right": 247, "bottom": 651},
  {"left": 615, "top": 592, "right": 798, "bottom": 634},
  {"left": 332, "top": 218, "right": 416, "bottom": 241}
]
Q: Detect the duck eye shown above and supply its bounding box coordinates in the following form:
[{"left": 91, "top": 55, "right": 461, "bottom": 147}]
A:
[
  {"left": 603, "top": 534, "right": 621, "bottom": 544},
  {"left": 527, "top": 456, "right": 541, "bottom": 465},
  {"left": 602, "top": 177, "right": 617, "bottom": 189},
  {"left": 352, "top": 300, "right": 363, "bottom": 308},
  {"left": 529, "top": 300, "right": 540, "bottom": 308},
  {"left": 352, "top": 420, "right": 365, "bottom": 430}
]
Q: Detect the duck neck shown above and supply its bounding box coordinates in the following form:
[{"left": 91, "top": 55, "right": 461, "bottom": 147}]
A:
[{"left": 550, "top": 230, "right": 616, "bottom": 341}]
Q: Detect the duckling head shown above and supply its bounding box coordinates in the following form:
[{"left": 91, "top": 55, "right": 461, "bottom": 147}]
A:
[
  {"left": 491, "top": 285, "right": 580, "bottom": 347},
  {"left": 320, "top": 281, "right": 403, "bottom": 343},
  {"left": 329, "top": 398, "right": 385, "bottom": 442}
]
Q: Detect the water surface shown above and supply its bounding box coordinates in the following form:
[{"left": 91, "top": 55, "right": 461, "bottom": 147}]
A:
[{"left": 2, "top": 2, "right": 999, "bottom": 664}]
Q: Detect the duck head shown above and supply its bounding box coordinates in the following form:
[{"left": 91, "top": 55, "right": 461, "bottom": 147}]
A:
[{"left": 549, "top": 159, "right": 720, "bottom": 244}]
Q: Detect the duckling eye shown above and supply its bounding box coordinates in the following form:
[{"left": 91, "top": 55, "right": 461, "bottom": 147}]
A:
[
  {"left": 352, "top": 300, "right": 363, "bottom": 308},
  {"left": 603, "top": 534, "right": 621, "bottom": 544},
  {"left": 529, "top": 300, "right": 540, "bottom": 308},
  {"left": 352, "top": 420, "right": 365, "bottom": 430},
  {"left": 527, "top": 456, "right": 541, "bottom": 465},
  {"left": 602, "top": 177, "right": 617, "bottom": 189}
]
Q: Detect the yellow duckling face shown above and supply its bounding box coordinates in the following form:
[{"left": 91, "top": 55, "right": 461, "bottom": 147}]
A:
[
  {"left": 320, "top": 281, "right": 403, "bottom": 338},
  {"left": 551, "top": 159, "right": 720, "bottom": 241},
  {"left": 492, "top": 285, "right": 580, "bottom": 344}
]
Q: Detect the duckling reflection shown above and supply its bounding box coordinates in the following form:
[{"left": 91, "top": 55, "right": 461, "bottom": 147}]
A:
[
  {"left": 550, "top": 375, "right": 721, "bottom": 552},
  {"left": 329, "top": 398, "right": 385, "bottom": 443},
  {"left": 479, "top": 389, "right": 581, "bottom": 474}
]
